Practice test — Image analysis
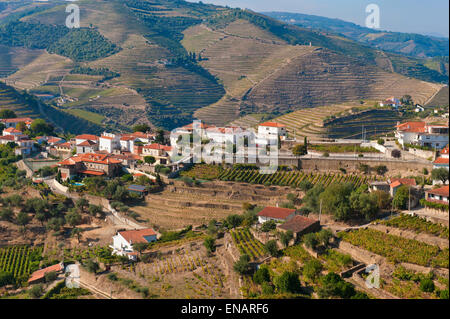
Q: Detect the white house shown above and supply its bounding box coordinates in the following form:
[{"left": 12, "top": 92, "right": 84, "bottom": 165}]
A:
[
  {"left": 120, "top": 135, "right": 136, "bottom": 152},
  {"left": 0, "top": 117, "right": 32, "bottom": 129},
  {"left": 415, "top": 105, "right": 425, "bottom": 112},
  {"left": 3, "top": 127, "right": 23, "bottom": 137},
  {"left": 75, "top": 134, "right": 99, "bottom": 147},
  {"left": 255, "top": 122, "right": 287, "bottom": 146},
  {"left": 395, "top": 121, "right": 449, "bottom": 150},
  {"left": 76, "top": 139, "right": 98, "bottom": 154},
  {"left": 99, "top": 132, "right": 121, "bottom": 153},
  {"left": 111, "top": 228, "right": 157, "bottom": 260},
  {"left": 205, "top": 126, "right": 253, "bottom": 145},
  {"left": 257, "top": 206, "right": 296, "bottom": 224},
  {"left": 142, "top": 143, "right": 173, "bottom": 164}
]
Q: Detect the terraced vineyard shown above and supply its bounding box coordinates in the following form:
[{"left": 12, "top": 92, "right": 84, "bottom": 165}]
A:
[
  {"left": 0, "top": 81, "right": 40, "bottom": 118},
  {"left": 217, "top": 167, "right": 378, "bottom": 188},
  {"left": 0, "top": 245, "right": 43, "bottom": 279},
  {"left": 231, "top": 228, "right": 266, "bottom": 261},
  {"left": 339, "top": 228, "right": 449, "bottom": 268}
]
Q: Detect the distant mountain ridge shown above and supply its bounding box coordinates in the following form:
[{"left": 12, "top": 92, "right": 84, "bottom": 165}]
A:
[{"left": 263, "top": 11, "right": 449, "bottom": 59}]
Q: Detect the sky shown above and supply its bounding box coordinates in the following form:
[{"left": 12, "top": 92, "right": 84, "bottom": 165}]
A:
[{"left": 190, "top": 0, "right": 449, "bottom": 37}]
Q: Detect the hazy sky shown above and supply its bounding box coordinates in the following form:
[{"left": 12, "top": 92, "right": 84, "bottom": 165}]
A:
[{"left": 191, "top": 0, "right": 449, "bottom": 37}]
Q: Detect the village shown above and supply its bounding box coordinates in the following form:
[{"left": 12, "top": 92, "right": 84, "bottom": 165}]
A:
[{"left": 0, "top": 95, "right": 449, "bottom": 300}]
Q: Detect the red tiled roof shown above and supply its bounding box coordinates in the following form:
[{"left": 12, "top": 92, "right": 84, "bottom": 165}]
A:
[
  {"left": 390, "top": 181, "right": 402, "bottom": 188},
  {"left": 75, "top": 134, "right": 99, "bottom": 141},
  {"left": 390, "top": 178, "right": 417, "bottom": 187},
  {"left": 58, "top": 153, "right": 122, "bottom": 165},
  {"left": 120, "top": 135, "right": 136, "bottom": 141},
  {"left": 57, "top": 142, "right": 72, "bottom": 148},
  {"left": 79, "top": 170, "right": 105, "bottom": 176},
  {"left": 1, "top": 117, "right": 32, "bottom": 123},
  {"left": 441, "top": 145, "right": 449, "bottom": 155},
  {"left": 278, "top": 215, "right": 319, "bottom": 233},
  {"left": 182, "top": 123, "right": 213, "bottom": 130},
  {"left": 119, "top": 228, "right": 157, "bottom": 244},
  {"left": 47, "top": 137, "right": 62, "bottom": 144},
  {"left": 77, "top": 140, "right": 97, "bottom": 147},
  {"left": 3, "top": 127, "right": 22, "bottom": 133},
  {"left": 28, "top": 263, "right": 63, "bottom": 283},
  {"left": 143, "top": 143, "right": 172, "bottom": 151},
  {"left": 433, "top": 157, "right": 449, "bottom": 165},
  {"left": 427, "top": 186, "right": 449, "bottom": 197},
  {"left": 259, "top": 122, "right": 286, "bottom": 128},
  {"left": 0, "top": 135, "right": 15, "bottom": 141},
  {"left": 100, "top": 135, "right": 114, "bottom": 140},
  {"left": 257, "top": 206, "right": 296, "bottom": 220},
  {"left": 396, "top": 121, "right": 426, "bottom": 133}
]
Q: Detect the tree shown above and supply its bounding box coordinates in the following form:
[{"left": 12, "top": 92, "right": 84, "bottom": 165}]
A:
[
  {"left": 372, "top": 190, "right": 391, "bottom": 210},
  {"left": 392, "top": 185, "right": 410, "bottom": 210},
  {"left": 0, "top": 109, "right": 17, "bottom": 119},
  {"left": 133, "top": 243, "right": 149, "bottom": 256},
  {"left": 30, "top": 118, "right": 53, "bottom": 135},
  {"left": 280, "top": 230, "right": 294, "bottom": 248},
  {"left": 155, "top": 129, "right": 165, "bottom": 144},
  {"left": 88, "top": 204, "right": 103, "bottom": 218},
  {"left": 75, "top": 198, "right": 89, "bottom": 213},
  {"left": 274, "top": 271, "right": 301, "bottom": 293},
  {"left": 44, "top": 271, "right": 58, "bottom": 283},
  {"left": 319, "top": 183, "right": 353, "bottom": 220},
  {"left": 65, "top": 210, "right": 82, "bottom": 228},
  {"left": 253, "top": 266, "right": 270, "bottom": 285},
  {"left": 431, "top": 168, "right": 449, "bottom": 184},
  {"left": 133, "top": 124, "right": 150, "bottom": 133},
  {"left": 0, "top": 271, "right": 14, "bottom": 287},
  {"left": 298, "top": 179, "right": 313, "bottom": 192},
  {"left": 0, "top": 208, "right": 14, "bottom": 222},
  {"left": 302, "top": 259, "right": 323, "bottom": 282},
  {"left": 226, "top": 214, "right": 243, "bottom": 229},
  {"left": 207, "top": 219, "right": 217, "bottom": 235},
  {"left": 375, "top": 165, "right": 387, "bottom": 175},
  {"left": 349, "top": 190, "right": 379, "bottom": 221},
  {"left": 303, "top": 184, "right": 325, "bottom": 213},
  {"left": 264, "top": 240, "right": 279, "bottom": 257},
  {"left": 233, "top": 254, "right": 252, "bottom": 275},
  {"left": 71, "top": 227, "right": 83, "bottom": 243},
  {"left": 303, "top": 233, "right": 318, "bottom": 249},
  {"left": 203, "top": 236, "right": 216, "bottom": 253},
  {"left": 16, "top": 211, "right": 31, "bottom": 230},
  {"left": 144, "top": 156, "right": 156, "bottom": 165},
  {"left": 317, "top": 229, "right": 333, "bottom": 246},
  {"left": 391, "top": 149, "right": 401, "bottom": 158},
  {"left": 420, "top": 278, "right": 435, "bottom": 293},
  {"left": 84, "top": 259, "right": 100, "bottom": 274},
  {"left": 292, "top": 144, "right": 307, "bottom": 156},
  {"left": 28, "top": 284, "right": 44, "bottom": 299},
  {"left": 261, "top": 220, "right": 276, "bottom": 233},
  {"left": 318, "top": 272, "right": 356, "bottom": 299},
  {"left": 377, "top": 138, "right": 385, "bottom": 145}
]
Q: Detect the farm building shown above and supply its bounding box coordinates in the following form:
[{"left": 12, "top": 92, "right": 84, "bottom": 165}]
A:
[
  {"left": 111, "top": 228, "right": 157, "bottom": 260},
  {"left": 28, "top": 262, "right": 64, "bottom": 284},
  {"left": 369, "top": 181, "right": 390, "bottom": 193},
  {"left": 277, "top": 215, "right": 320, "bottom": 241},
  {"left": 127, "top": 184, "right": 148, "bottom": 196},
  {"left": 425, "top": 186, "right": 449, "bottom": 205},
  {"left": 257, "top": 206, "right": 296, "bottom": 224}
]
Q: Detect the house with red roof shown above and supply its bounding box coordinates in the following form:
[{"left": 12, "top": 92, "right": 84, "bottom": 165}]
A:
[
  {"left": 76, "top": 139, "right": 98, "bottom": 154},
  {"left": 28, "top": 262, "right": 64, "bottom": 284},
  {"left": 389, "top": 178, "right": 417, "bottom": 197},
  {"left": 111, "top": 228, "right": 157, "bottom": 260},
  {"left": 277, "top": 215, "right": 320, "bottom": 241},
  {"left": 57, "top": 153, "right": 123, "bottom": 180},
  {"left": 2, "top": 127, "right": 23, "bottom": 137},
  {"left": 257, "top": 206, "right": 296, "bottom": 224},
  {"left": 425, "top": 186, "right": 449, "bottom": 205},
  {"left": 395, "top": 121, "right": 449, "bottom": 150},
  {"left": 142, "top": 143, "right": 173, "bottom": 164},
  {"left": 0, "top": 117, "right": 32, "bottom": 129}
]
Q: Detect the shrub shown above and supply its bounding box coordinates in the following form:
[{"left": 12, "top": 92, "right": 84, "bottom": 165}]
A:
[
  {"left": 261, "top": 282, "right": 274, "bottom": 295},
  {"left": 274, "top": 271, "right": 301, "bottom": 293},
  {"left": 44, "top": 271, "right": 58, "bottom": 283},
  {"left": 264, "top": 240, "right": 279, "bottom": 257},
  {"left": 253, "top": 266, "right": 270, "bottom": 285},
  {"left": 233, "top": 254, "right": 252, "bottom": 275},
  {"left": 28, "top": 284, "right": 44, "bottom": 299},
  {"left": 419, "top": 278, "right": 435, "bottom": 293}
]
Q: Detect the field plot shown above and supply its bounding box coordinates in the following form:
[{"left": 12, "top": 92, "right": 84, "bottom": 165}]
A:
[
  {"left": 0, "top": 82, "right": 40, "bottom": 118},
  {"left": 111, "top": 242, "right": 232, "bottom": 299},
  {"left": 129, "top": 180, "right": 287, "bottom": 231},
  {"left": 230, "top": 228, "right": 266, "bottom": 261},
  {"left": 382, "top": 215, "right": 449, "bottom": 239},
  {"left": 0, "top": 245, "right": 43, "bottom": 279},
  {"left": 339, "top": 228, "right": 449, "bottom": 268},
  {"left": 217, "top": 167, "right": 377, "bottom": 188}
]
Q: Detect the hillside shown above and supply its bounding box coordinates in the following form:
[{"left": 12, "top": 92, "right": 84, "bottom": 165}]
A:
[
  {"left": 264, "top": 12, "right": 449, "bottom": 59},
  {"left": 0, "top": 0, "right": 445, "bottom": 131},
  {"left": 0, "top": 80, "right": 106, "bottom": 134}
]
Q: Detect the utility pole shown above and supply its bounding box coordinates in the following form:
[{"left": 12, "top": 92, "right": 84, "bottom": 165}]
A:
[
  {"left": 408, "top": 186, "right": 411, "bottom": 214},
  {"left": 319, "top": 199, "right": 322, "bottom": 223}
]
